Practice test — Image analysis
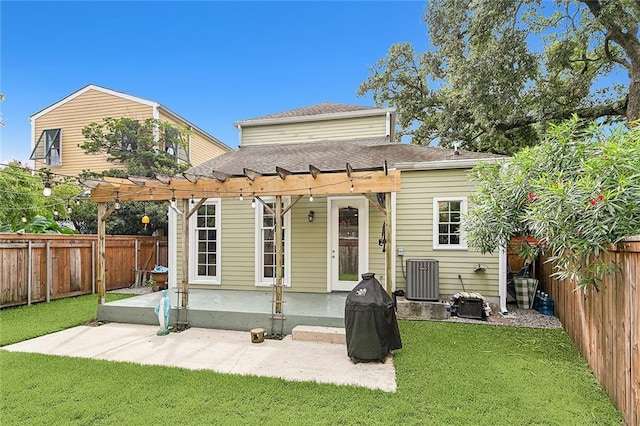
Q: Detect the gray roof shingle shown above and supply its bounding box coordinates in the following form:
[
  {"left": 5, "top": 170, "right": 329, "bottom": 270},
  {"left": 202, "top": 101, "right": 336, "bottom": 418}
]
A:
[
  {"left": 187, "top": 137, "right": 504, "bottom": 177},
  {"left": 236, "top": 102, "right": 382, "bottom": 123}
]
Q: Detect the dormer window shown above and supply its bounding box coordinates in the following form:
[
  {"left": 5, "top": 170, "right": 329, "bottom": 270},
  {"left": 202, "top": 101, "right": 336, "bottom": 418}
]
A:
[{"left": 30, "top": 129, "right": 61, "bottom": 166}]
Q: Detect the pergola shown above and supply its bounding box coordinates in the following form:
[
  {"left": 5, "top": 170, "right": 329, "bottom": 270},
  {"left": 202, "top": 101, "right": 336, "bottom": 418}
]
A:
[{"left": 89, "top": 166, "right": 401, "bottom": 318}]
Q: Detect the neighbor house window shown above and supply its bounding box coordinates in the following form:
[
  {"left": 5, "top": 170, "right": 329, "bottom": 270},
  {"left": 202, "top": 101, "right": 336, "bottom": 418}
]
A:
[
  {"left": 117, "top": 122, "right": 139, "bottom": 152},
  {"left": 255, "top": 197, "right": 291, "bottom": 286},
  {"left": 433, "top": 197, "right": 467, "bottom": 249},
  {"left": 163, "top": 127, "right": 189, "bottom": 162},
  {"left": 30, "top": 129, "right": 61, "bottom": 166},
  {"left": 189, "top": 199, "right": 221, "bottom": 284}
]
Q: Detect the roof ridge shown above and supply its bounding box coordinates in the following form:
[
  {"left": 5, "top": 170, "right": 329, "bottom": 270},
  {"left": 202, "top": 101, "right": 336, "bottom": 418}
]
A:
[{"left": 237, "top": 102, "right": 382, "bottom": 122}]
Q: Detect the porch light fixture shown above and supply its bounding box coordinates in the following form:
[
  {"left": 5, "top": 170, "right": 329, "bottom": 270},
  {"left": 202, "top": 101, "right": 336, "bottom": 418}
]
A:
[{"left": 308, "top": 210, "right": 315, "bottom": 222}]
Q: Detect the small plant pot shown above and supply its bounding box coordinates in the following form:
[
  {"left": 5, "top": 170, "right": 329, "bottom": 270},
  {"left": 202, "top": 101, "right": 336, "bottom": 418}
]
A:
[{"left": 152, "top": 285, "right": 160, "bottom": 292}]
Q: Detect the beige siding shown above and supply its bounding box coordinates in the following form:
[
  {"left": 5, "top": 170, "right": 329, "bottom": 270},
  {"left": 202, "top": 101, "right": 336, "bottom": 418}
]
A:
[
  {"left": 395, "top": 169, "right": 500, "bottom": 297},
  {"left": 241, "top": 116, "right": 387, "bottom": 146},
  {"left": 289, "top": 197, "right": 328, "bottom": 292},
  {"left": 157, "top": 111, "right": 228, "bottom": 167},
  {"left": 217, "top": 198, "right": 256, "bottom": 289},
  {"left": 33, "top": 89, "right": 153, "bottom": 176},
  {"left": 368, "top": 204, "right": 387, "bottom": 282}
]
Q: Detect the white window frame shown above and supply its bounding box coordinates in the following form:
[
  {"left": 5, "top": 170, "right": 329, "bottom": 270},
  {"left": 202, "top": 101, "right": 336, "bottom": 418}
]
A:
[
  {"left": 254, "top": 196, "right": 291, "bottom": 287},
  {"left": 30, "top": 128, "right": 62, "bottom": 166},
  {"left": 433, "top": 197, "right": 468, "bottom": 250},
  {"left": 189, "top": 198, "right": 221, "bottom": 285}
]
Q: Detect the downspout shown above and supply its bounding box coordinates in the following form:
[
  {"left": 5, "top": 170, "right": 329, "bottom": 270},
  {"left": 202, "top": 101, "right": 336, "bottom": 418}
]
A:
[{"left": 499, "top": 245, "right": 507, "bottom": 314}]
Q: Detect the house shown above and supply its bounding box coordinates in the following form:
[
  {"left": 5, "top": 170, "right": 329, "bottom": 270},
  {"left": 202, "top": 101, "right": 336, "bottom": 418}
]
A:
[
  {"left": 163, "top": 103, "right": 508, "bottom": 311},
  {"left": 29, "top": 84, "right": 230, "bottom": 176}
]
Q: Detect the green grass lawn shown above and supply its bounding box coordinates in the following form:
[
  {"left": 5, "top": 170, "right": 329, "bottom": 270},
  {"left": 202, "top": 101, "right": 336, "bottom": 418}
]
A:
[{"left": 0, "top": 295, "right": 622, "bottom": 425}]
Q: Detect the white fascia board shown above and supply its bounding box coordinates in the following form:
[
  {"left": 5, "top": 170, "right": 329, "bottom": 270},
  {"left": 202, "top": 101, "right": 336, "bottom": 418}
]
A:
[
  {"left": 30, "top": 84, "right": 158, "bottom": 120},
  {"left": 158, "top": 106, "right": 232, "bottom": 151},
  {"left": 395, "top": 157, "right": 505, "bottom": 171},
  {"left": 232, "top": 107, "right": 396, "bottom": 127}
]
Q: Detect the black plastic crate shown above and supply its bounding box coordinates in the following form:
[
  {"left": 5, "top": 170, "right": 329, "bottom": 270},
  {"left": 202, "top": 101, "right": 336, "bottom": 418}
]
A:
[{"left": 456, "top": 297, "right": 485, "bottom": 320}]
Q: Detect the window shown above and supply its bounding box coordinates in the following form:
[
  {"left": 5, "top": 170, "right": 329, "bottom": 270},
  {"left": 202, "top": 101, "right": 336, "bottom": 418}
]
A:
[
  {"left": 433, "top": 197, "right": 467, "bottom": 249},
  {"left": 189, "top": 199, "right": 221, "bottom": 284},
  {"left": 255, "top": 197, "right": 291, "bottom": 286},
  {"left": 163, "top": 127, "right": 189, "bottom": 162},
  {"left": 117, "top": 122, "right": 139, "bottom": 152},
  {"left": 30, "top": 129, "right": 61, "bottom": 166}
]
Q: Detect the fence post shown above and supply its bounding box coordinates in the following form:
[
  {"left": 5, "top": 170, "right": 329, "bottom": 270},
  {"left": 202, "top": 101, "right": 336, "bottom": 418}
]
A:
[
  {"left": 46, "top": 240, "right": 51, "bottom": 303},
  {"left": 134, "top": 239, "right": 139, "bottom": 273},
  {"left": 91, "top": 240, "right": 96, "bottom": 294},
  {"left": 27, "top": 240, "right": 32, "bottom": 305}
]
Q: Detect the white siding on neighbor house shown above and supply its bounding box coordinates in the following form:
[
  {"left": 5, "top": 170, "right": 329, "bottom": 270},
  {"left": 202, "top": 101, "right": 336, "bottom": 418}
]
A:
[
  {"left": 33, "top": 89, "right": 153, "bottom": 176},
  {"left": 395, "top": 169, "right": 500, "bottom": 298},
  {"left": 240, "top": 116, "right": 387, "bottom": 146}
]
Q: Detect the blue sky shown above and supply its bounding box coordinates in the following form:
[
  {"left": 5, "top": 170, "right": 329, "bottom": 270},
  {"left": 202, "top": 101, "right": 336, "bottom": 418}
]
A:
[{"left": 0, "top": 1, "right": 428, "bottom": 164}]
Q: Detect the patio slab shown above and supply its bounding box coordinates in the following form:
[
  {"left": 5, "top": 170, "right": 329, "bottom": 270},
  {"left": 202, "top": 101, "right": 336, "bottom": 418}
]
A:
[{"left": 2, "top": 323, "right": 397, "bottom": 392}]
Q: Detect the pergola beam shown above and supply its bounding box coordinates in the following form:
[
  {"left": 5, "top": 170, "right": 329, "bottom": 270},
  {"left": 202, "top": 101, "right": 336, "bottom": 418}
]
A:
[{"left": 90, "top": 170, "right": 400, "bottom": 202}]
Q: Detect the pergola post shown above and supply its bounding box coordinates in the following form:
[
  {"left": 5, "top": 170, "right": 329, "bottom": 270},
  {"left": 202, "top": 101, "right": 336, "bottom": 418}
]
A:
[
  {"left": 97, "top": 202, "right": 106, "bottom": 305},
  {"left": 385, "top": 192, "right": 393, "bottom": 295},
  {"left": 181, "top": 198, "right": 190, "bottom": 308},
  {"left": 274, "top": 195, "right": 283, "bottom": 313}
]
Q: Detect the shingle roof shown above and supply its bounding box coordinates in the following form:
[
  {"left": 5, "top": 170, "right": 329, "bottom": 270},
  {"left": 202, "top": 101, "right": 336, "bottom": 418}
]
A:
[
  {"left": 187, "top": 137, "right": 504, "bottom": 177},
  {"left": 236, "top": 102, "right": 383, "bottom": 123}
]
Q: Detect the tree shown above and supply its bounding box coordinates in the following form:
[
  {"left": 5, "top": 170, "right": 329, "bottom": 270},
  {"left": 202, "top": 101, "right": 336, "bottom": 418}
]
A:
[
  {"left": 359, "top": 0, "right": 638, "bottom": 154},
  {"left": 73, "top": 117, "right": 191, "bottom": 235},
  {"left": 0, "top": 162, "right": 78, "bottom": 233},
  {"left": 464, "top": 118, "right": 640, "bottom": 290}
]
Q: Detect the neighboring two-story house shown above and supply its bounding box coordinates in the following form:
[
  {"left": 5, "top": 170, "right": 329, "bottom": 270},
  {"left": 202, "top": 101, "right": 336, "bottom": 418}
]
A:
[
  {"left": 167, "top": 103, "right": 508, "bottom": 310},
  {"left": 29, "top": 84, "right": 230, "bottom": 176}
]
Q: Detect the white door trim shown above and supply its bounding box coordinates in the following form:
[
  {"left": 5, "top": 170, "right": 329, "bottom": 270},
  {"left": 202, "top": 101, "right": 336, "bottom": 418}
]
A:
[{"left": 327, "top": 196, "right": 369, "bottom": 292}]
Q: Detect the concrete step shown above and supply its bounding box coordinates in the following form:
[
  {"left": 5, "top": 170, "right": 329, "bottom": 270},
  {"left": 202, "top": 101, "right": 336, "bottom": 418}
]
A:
[{"left": 292, "top": 325, "right": 346, "bottom": 345}]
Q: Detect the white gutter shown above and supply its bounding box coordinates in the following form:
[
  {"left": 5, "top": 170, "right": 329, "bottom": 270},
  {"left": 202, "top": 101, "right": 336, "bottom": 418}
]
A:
[{"left": 395, "top": 157, "right": 504, "bottom": 171}]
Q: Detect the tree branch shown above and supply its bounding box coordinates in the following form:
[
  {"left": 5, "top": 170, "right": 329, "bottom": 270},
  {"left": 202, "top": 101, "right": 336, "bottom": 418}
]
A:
[
  {"left": 604, "top": 31, "right": 631, "bottom": 69},
  {"left": 494, "top": 97, "right": 628, "bottom": 132}
]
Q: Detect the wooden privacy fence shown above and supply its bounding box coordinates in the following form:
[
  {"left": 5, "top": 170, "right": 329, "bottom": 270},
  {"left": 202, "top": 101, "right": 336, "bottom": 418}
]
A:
[
  {"left": 539, "top": 237, "right": 639, "bottom": 426},
  {"left": 0, "top": 235, "right": 168, "bottom": 308}
]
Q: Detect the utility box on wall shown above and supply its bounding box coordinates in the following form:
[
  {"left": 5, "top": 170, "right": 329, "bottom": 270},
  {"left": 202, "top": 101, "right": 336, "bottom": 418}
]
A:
[{"left": 406, "top": 259, "right": 439, "bottom": 301}]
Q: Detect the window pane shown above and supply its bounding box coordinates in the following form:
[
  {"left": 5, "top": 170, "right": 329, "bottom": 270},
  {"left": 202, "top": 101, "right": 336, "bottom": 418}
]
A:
[
  {"left": 198, "top": 253, "right": 206, "bottom": 264},
  {"left": 450, "top": 224, "right": 460, "bottom": 234},
  {"left": 208, "top": 265, "right": 216, "bottom": 276},
  {"left": 198, "top": 265, "right": 207, "bottom": 275},
  {"left": 438, "top": 201, "right": 449, "bottom": 212},
  {"left": 439, "top": 235, "right": 449, "bottom": 245},
  {"left": 439, "top": 224, "right": 448, "bottom": 234},
  {"left": 450, "top": 201, "right": 461, "bottom": 211},
  {"left": 451, "top": 212, "right": 460, "bottom": 223},
  {"left": 450, "top": 235, "right": 460, "bottom": 245},
  {"left": 208, "top": 253, "right": 216, "bottom": 264}
]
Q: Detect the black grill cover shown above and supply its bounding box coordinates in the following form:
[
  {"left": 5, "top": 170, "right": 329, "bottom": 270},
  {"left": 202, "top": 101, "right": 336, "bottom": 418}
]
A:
[{"left": 345, "top": 273, "right": 402, "bottom": 362}]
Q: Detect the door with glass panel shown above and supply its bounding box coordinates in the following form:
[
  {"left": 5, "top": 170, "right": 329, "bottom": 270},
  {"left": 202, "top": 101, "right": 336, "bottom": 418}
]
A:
[{"left": 329, "top": 197, "right": 368, "bottom": 291}]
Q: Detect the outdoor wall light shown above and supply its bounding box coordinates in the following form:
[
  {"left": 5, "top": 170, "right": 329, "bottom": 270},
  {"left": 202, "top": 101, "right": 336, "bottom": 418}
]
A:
[
  {"left": 474, "top": 264, "right": 487, "bottom": 272},
  {"left": 308, "top": 210, "right": 315, "bottom": 222}
]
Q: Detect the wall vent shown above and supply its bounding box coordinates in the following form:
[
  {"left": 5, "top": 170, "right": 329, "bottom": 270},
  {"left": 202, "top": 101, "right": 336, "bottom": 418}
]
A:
[{"left": 406, "top": 259, "right": 439, "bottom": 301}]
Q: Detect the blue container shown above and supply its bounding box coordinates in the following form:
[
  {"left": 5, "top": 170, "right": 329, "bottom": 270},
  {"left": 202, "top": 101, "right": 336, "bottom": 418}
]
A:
[{"left": 540, "top": 296, "right": 555, "bottom": 316}]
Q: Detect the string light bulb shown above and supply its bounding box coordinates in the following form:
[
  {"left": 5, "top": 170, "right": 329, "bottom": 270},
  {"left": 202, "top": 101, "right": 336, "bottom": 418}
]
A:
[
  {"left": 114, "top": 192, "right": 121, "bottom": 210},
  {"left": 66, "top": 201, "right": 72, "bottom": 215},
  {"left": 239, "top": 190, "right": 243, "bottom": 201},
  {"left": 21, "top": 211, "right": 27, "bottom": 223},
  {"left": 251, "top": 197, "right": 256, "bottom": 209},
  {"left": 42, "top": 181, "right": 52, "bottom": 197},
  {"left": 309, "top": 189, "right": 313, "bottom": 203},
  {"left": 350, "top": 181, "right": 354, "bottom": 192},
  {"left": 75, "top": 197, "right": 81, "bottom": 206},
  {"left": 53, "top": 207, "right": 59, "bottom": 217},
  {"left": 170, "top": 190, "right": 176, "bottom": 208}
]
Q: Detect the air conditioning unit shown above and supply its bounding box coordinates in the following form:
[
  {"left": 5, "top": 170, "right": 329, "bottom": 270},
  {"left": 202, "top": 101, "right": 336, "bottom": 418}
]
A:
[{"left": 406, "top": 259, "right": 439, "bottom": 301}]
